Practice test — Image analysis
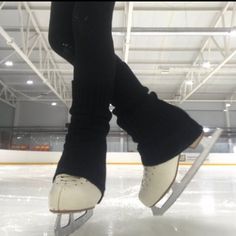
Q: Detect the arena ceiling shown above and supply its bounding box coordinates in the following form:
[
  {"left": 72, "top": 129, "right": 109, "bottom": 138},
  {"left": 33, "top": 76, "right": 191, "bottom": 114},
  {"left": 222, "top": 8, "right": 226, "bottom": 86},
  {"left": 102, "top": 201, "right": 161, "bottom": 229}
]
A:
[{"left": 0, "top": 2, "right": 236, "bottom": 109}]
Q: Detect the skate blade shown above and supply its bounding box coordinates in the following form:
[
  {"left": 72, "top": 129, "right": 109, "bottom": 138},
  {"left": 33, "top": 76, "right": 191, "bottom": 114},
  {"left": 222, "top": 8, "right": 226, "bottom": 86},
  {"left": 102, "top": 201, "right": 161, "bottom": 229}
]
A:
[
  {"left": 151, "top": 128, "right": 222, "bottom": 216},
  {"left": 54, "top": 209, "right": 93, "bottom": 236}
]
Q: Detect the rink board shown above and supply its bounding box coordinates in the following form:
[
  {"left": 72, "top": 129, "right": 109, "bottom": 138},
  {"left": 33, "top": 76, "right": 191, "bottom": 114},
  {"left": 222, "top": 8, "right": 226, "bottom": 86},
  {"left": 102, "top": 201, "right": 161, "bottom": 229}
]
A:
[{"left": 0, "top": 149, "right": 235, "bottom": 165}]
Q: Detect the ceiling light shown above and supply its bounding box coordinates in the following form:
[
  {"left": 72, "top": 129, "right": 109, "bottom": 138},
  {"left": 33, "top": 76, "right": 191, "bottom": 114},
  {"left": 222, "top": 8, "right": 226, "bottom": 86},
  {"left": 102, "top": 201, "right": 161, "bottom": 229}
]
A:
[
  {"left": 159, "top": 67, "right": 170, "bottom": 75},
  {"left": 226, "top": 103, "right": 231, "bottom": 108},
  {"left": 185, "top": 80, "right": 193, "bottom": 85},
  {"left": 223, "top": 109, "right": 227, "bottom": 112},
  {"left": 202, "top": 61, "right": 211, "bottom": 69},
  {"left": 203, "top": 127, "right": 210, "bottom": 133},
  {"left": 5, "top": 61, "right": 13, "bottom": 66},
  {"left": 229, "top": 27, "right": 236, "bottom": 37},
  {"left": 51, "top": 102, "right": 57, "bottom": 106},
  {"left": 160, "top": 70, "right": 170, "bottom": 75},
  {"left": 26, "top": 80, "right": 33, "bottom": 85}
]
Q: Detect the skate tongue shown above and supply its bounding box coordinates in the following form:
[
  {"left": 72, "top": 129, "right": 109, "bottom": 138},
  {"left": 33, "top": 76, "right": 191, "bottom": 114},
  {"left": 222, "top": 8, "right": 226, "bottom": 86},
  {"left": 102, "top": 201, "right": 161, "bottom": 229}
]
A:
[
  {"left": 58, "top": 174, "right": 82, "bottom": 180},
  {"left": 59, "top": 174, "right": 79, "bottom": 178}
]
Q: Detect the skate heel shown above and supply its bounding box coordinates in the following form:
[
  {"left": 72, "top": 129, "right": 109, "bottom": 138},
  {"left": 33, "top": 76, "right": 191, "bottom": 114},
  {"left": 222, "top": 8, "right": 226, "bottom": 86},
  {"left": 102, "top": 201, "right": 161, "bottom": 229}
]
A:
[{"left": 189, "top": 132, "right": 204, "bottom": 149}]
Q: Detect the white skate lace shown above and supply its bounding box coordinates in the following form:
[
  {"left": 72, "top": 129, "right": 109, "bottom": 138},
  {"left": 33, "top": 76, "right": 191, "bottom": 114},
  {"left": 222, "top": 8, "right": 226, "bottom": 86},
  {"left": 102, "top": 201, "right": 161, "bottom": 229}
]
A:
[
  {"left": 142, "top": 167, "right": 149, "bottom": 187},
  {"left": 142, "top": 166, "right": 156, "bottom": 188}
]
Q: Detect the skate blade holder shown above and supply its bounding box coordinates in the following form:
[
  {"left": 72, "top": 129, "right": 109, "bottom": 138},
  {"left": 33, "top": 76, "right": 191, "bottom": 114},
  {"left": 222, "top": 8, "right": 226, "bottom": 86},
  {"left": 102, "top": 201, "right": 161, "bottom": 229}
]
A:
[
  {"left": 54, "top": 209, "right": 93, "bottom": 236},
  {"left": 151, "top": 128, "right": 222, "bottom": 216}
]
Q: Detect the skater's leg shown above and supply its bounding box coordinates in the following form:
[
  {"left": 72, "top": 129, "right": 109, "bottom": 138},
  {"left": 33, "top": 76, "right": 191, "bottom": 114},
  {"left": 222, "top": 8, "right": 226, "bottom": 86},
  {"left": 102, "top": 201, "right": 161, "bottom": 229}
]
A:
[
  {"left": 49, "top": 3, "right": 202, "bottom": 165},
  {"left": 48, "top": 2, "right": 116, "bottom": 204},
  {"left": 48, "top": 2, "right": 204, "bottom": 209},
  {"left": 111, "top": 58, "right": 203, "bottom": 208},
  {"left": 48, "top": 2, "right": 75, "bottom": 65},
  {"left": 110, "top": 58, "right": 203, "bottom": 165}
]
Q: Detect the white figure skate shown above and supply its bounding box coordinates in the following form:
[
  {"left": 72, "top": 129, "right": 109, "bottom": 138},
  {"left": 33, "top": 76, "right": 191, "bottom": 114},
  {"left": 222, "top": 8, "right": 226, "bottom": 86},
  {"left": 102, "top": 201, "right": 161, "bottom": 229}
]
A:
[
  {"left": 49, "top": 174, "right": 102, "bottom": 236},
  {"left": 139, "top": 128, "right": 222, "bottom": 216}
]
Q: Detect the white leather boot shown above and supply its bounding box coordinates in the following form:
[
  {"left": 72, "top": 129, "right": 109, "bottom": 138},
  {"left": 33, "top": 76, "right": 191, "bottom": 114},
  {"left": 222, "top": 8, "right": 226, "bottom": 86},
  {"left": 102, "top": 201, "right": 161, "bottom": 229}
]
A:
[
  {"left": 49, "top": 174, "right": 102, "bottom": 213},
  {"left": 139, "top": 156, "right": 179, "bottom": 207},
  {"left": 139, "top": 132, "right": 203, "bottom": 207}
]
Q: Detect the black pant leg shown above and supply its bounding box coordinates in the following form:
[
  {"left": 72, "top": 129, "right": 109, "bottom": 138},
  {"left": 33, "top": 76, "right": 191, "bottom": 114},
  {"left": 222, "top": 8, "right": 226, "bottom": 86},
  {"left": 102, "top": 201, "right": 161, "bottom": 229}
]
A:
[{"left": 48, "top": 2, "right": 116, "bottom": 197}]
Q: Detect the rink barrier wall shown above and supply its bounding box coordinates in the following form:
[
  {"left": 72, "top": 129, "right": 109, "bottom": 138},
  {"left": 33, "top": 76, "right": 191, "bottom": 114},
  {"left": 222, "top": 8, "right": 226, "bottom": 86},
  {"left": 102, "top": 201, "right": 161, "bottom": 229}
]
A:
[{"left": 0, "top": 150, "right": 236, "bottom": 165}]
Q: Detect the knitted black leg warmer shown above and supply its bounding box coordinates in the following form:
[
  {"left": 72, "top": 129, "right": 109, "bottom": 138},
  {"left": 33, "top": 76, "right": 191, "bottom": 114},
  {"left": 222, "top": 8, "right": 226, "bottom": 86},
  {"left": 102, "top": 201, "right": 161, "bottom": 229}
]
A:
[{"left": 112, "top": 57, "right": 203, "bottom": 166}]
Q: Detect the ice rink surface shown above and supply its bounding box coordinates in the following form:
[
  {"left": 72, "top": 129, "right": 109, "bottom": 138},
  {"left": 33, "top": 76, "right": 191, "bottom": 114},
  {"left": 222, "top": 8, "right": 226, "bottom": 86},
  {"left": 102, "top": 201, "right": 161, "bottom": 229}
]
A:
[{"left": 0, "top": 163, "right": 236, "bottom": 236}]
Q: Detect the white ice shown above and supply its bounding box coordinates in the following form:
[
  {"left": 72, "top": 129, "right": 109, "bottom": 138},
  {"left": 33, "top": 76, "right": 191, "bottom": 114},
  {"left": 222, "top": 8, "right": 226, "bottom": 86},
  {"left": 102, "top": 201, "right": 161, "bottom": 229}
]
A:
[{"left": 0, "top": 164, "right": 236, "bottom": 236}]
